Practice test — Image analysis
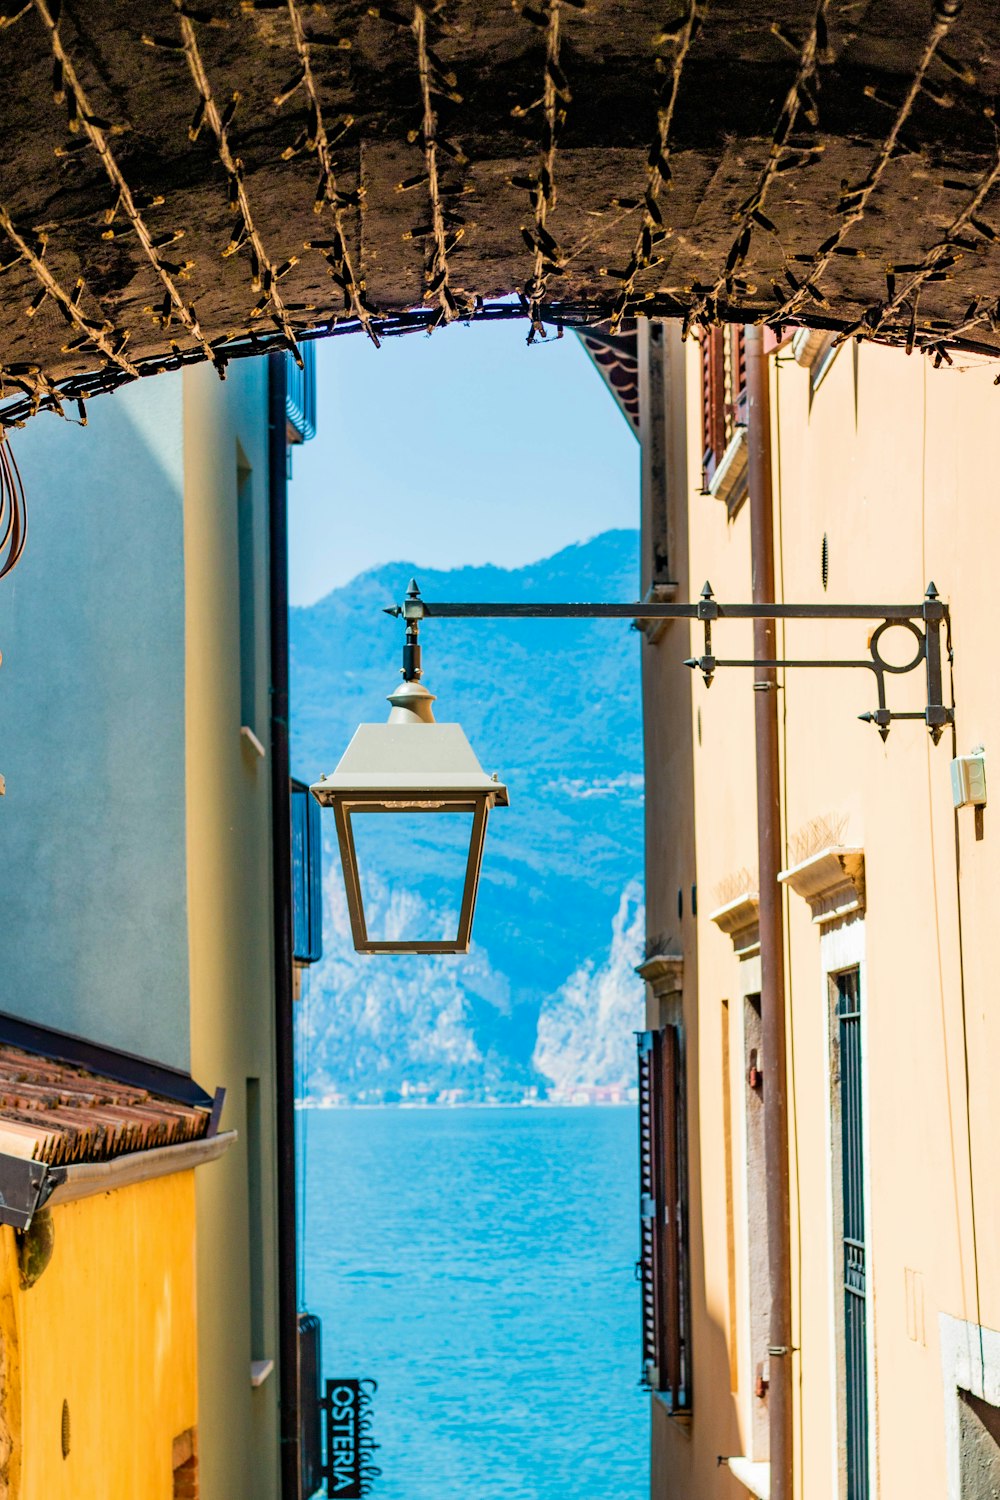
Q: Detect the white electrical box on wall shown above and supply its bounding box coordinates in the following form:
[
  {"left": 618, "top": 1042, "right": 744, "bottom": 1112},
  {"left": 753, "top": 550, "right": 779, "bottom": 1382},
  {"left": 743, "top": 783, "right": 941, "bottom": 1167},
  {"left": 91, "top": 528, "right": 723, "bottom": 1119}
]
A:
[{"left": 951, "top": 749, "right": 987, "bottom": 810}]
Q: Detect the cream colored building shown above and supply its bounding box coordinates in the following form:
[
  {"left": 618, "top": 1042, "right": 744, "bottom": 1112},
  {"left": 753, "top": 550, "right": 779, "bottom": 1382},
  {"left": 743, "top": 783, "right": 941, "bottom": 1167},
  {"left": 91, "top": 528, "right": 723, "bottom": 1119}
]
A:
[
  {"left": 638, "top": 321, "right": 1000, "bottom": 1499},
  {"left": 0, "top": 351, "right": 320, "bottom": 1498}
]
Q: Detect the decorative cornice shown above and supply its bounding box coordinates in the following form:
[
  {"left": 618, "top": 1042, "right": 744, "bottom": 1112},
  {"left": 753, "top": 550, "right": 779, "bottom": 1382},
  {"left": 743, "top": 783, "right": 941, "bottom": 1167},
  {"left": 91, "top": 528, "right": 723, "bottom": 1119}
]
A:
[
  {"left": 708, "top": 426, "right": 749, "bottom": 518},
  {"left": 791, "top": 327, "right": 831, "bottom": 367},
  {"left": 635, "top": 953, "right": 683, "bottom": 998},
  {"left": 778, "top": 847, "right": 865, "bottom": 928},
  {"left": 709, "top": 893, "right": 760, "bottom": 958},
  {"left": 724, "top": 1457, "right": 770, "bottom": 1499}
]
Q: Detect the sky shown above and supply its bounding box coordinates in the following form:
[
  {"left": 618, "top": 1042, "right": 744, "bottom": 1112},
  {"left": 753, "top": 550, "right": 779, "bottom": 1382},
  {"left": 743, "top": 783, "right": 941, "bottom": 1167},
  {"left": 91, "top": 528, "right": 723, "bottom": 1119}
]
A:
[{"left": 287, "top": 318, "right": 640, "bottom": 606}]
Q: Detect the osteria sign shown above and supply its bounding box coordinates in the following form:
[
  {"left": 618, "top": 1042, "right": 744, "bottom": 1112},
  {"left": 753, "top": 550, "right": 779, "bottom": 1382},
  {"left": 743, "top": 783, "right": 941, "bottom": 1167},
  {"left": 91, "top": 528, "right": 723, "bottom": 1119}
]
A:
[{"left": 321, "top": 1378, "right": 379, "bottom": 1497}]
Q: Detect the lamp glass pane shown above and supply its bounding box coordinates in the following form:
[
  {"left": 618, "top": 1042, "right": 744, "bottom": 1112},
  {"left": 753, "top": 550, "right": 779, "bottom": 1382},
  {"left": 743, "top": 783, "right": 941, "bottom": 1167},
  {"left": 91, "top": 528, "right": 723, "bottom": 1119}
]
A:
[{"left": 349, "top": 806, "right": 475, "bottom": 945}]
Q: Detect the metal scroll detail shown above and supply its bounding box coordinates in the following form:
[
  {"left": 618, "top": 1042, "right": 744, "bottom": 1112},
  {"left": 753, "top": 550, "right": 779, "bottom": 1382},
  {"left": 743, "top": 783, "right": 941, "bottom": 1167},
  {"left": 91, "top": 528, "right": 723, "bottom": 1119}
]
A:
[
  {"left": 684, "top": 581, "right": 951, "bottom": 742},
  {"left": 389, "top": 578, "right": 955, "bottom": 744},
  {"left": 320, "top": 1378, "right": 380, "bottom": 1498}
]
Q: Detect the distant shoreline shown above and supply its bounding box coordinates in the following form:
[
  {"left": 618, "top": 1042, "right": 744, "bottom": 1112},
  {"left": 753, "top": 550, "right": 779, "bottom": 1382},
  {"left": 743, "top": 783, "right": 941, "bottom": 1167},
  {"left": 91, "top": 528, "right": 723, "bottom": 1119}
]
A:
[{"left": 294, "top": 1097, "right": 637, "bottom": 1110}]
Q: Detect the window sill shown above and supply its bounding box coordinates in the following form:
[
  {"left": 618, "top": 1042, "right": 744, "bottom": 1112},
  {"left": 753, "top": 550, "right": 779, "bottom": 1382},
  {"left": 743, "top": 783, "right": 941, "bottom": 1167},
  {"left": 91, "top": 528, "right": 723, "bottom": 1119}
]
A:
[
  {"left": 240, "top": 724, "right": 266, "bottom": 759},
  {"left": 724, "top": 1456, "right": 770, "bottom": 1498},
  {"left": 650, "top": 1391, "right": 692, "bottom": 1429},
  {"left": 791, "top": 326, "right": 840, "bottom": 392},
  {"left": 250, "top": 1358, "right": 275, "bottom": 1388},
  {"left": 708, "top": 426, "right": 748, "bottom": 517}
]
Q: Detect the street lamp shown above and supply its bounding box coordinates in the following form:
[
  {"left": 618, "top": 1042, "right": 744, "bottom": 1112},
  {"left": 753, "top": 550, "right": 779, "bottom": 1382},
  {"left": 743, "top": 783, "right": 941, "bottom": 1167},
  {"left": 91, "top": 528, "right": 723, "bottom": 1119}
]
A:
[
  {"left": 309, "top": 582, "right": 508, "bottom": 955},
  {"left": 313, "top": 576, "right": 952, "bottom": 956}
]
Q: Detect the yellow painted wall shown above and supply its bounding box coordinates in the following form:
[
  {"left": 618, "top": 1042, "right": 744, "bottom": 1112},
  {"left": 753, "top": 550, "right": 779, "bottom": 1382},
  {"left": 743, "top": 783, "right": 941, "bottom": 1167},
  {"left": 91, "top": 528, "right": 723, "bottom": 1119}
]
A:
[
  {"left": 8, "top": 1174, "right": 197, "bottom": 1500},
  {"left": 647, "top": 331, "right": 1000, "bottom": 1499}
]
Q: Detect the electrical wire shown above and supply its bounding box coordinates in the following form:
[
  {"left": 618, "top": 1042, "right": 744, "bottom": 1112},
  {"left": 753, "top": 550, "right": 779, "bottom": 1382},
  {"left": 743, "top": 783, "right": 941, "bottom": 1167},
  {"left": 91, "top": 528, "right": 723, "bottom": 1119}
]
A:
[
  {"left": 771, "top": 341, "right": 806, "bottom": 1489},
  {"left": 0, "top": 435, "right": 26, "bottom": 580}
]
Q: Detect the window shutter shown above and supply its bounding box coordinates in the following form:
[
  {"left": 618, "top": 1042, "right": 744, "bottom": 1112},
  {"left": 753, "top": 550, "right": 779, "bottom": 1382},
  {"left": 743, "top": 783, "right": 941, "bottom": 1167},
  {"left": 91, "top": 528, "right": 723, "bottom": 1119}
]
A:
[
  {"left": 700, "top": 329, "right": 726, "bottom": 483},
  {"left": 638, "top": 1029, "right": 663, "bottom": 1389},
  {"left": 660, "top": 1023, "right": 684, "bottom": 1407},
  {"left": 291, "top": 778, "right": 324, "bottom": 964},
  {"left": 637, "top": 1025, "right": 691, "bottom": 1410},
  {"left": 730, "top": 325, "right": 747, "bottom": 429},
  {"left": 298, "top": 1313, "right": 324, "bottom": 1499}
]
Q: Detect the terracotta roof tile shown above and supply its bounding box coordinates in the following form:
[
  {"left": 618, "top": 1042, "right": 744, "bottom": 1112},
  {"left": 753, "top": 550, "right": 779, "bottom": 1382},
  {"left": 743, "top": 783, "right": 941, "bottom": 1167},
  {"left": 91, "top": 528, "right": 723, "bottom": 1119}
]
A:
[{"left": 0, "top": 1047, "right": 210, "bottom": 1167}]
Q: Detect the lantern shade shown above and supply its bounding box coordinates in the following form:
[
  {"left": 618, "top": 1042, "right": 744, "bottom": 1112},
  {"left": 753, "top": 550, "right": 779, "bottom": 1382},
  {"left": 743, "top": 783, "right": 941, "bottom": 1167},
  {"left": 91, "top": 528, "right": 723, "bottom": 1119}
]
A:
[{"left": 310, "top": 716, "right": 508, "bottom": 955}]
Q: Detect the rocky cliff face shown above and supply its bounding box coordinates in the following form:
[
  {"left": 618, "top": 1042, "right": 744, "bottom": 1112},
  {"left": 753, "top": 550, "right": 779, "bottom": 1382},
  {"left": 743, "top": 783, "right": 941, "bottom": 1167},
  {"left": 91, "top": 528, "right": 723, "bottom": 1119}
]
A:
[{"left": 290, "top": 529, "right": 645, "bottom": 1103}]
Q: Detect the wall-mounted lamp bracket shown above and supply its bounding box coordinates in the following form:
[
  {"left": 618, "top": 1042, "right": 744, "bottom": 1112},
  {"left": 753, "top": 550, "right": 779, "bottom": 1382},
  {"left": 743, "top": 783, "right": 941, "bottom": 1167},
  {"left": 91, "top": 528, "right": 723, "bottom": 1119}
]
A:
[{"left": 385, "top": 580, "right": 952, "bottom": 743}]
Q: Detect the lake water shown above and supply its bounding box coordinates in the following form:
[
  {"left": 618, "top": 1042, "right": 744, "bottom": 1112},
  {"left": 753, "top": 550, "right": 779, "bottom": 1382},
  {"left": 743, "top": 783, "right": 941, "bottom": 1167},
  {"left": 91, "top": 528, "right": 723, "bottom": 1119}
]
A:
[{"left": 299, "top": 1105, "right": 649, "bottom": 1500}]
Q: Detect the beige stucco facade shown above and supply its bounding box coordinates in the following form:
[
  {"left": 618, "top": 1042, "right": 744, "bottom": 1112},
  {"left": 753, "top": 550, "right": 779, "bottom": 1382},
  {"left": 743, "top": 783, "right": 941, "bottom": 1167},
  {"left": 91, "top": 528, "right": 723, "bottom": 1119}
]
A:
[
  {"left": 184, "top": 359, "right": 283, "bottom": 1500},
  {"left": 642, "top": 323, "right": 1000, "bottom": 1499}
]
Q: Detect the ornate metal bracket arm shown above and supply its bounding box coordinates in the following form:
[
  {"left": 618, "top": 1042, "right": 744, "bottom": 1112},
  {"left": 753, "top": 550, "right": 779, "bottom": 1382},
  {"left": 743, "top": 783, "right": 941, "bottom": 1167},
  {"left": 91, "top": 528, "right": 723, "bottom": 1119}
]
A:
[
  {"left": 683, "top": 581, "right": 951, "bottom": 742},
  {"left": 384, "top": 580, "right": 953, "bottom": 743}
]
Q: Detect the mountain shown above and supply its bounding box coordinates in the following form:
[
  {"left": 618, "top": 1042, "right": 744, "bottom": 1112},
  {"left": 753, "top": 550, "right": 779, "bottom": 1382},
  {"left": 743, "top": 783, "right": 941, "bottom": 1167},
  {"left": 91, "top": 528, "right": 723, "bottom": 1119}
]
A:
[{"left": 290, "top": 529, "right": 646, "bottom": 1103}]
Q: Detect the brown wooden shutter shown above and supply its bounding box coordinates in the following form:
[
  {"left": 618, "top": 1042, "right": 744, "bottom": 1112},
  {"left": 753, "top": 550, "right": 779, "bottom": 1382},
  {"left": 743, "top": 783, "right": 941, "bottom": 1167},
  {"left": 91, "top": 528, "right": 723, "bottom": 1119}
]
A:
[
  {"left": 638, "top": 1029, "right": 664, "bottom": 1389},
  {"left": 660, "top": 1024, "right": 683, "bottom": 1405},
  {"left": 637, "top": 1026, "right": 691, "bottom": 1410},
  {"left": 700, "top": 329, "right": 726, "bottom": 483},
  {"left": 730, "top": 325, "right": 747, "bottom": 431}
]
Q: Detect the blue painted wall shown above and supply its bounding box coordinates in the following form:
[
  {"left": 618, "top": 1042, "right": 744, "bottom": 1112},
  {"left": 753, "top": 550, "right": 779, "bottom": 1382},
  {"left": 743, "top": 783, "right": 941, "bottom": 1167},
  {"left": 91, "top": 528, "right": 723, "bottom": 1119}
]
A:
[{"left": 0, "top": 377, "right": 190, "bottom": 1069}]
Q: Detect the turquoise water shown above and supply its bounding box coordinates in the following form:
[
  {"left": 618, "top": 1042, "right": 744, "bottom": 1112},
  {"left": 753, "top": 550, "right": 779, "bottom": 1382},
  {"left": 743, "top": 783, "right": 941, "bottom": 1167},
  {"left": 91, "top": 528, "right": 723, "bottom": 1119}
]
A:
[{"left": 300, "top": 1105, "right": 648, "bottom": 1500}]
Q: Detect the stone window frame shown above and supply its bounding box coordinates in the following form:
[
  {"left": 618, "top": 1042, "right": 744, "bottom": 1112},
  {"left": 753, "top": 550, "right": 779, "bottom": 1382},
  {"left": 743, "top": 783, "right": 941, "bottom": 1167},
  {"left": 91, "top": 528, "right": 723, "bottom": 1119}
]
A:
[{"left": 940, "top": 1313, "right": 1000, "bottom": 1498}]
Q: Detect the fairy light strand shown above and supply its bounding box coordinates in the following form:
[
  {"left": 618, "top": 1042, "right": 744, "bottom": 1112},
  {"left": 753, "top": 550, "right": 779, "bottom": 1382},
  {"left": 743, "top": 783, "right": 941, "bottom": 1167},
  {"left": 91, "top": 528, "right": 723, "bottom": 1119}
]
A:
[
  {"left": 608, "top": 0, "right": 700, "bottom": 333},
  {"left": 173, "top": 0, "right": 303, "bottom": 364},
  {"left": 775, "top": 1, "right": 962, "bottom": 321},
  {"left": 689, "top": 0, "right": 831, "bottom": 333},
  {"left": 847, "top": 150, "right": 1000, "bottom": 344},
  {"left": 279, "top": 0, "right": 379, "bottom": 345},
  {"left": 32, "top": 0, "right": 217, "bottom": 367},
  {"left": 0, "top": 0, "right": 992, "bottom": 414},
  {"left": 0, "top": 206, "right": 138, "bottom": 377},
  {"left": 412, "top": 3, "right": 464, "bottom": 328},
  {"left": 517, "top": 0, "right": 567, "bottom": 336}
]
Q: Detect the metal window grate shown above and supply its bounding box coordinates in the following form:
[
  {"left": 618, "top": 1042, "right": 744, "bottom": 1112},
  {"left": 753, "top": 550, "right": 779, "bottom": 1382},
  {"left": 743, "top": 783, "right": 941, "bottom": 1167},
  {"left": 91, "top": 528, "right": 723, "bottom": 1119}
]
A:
[{"left": 838, "top": 968, "right": 869, "bottom": 1499}]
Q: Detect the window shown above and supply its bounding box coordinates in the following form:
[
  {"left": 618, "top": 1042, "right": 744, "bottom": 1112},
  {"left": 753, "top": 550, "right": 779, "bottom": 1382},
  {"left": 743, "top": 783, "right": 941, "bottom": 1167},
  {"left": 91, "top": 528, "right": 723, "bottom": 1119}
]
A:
[
  {"left": 291, "top": 778, "right": 323, "bottom": 965},
  {"left": 743, "top": 992, "right": 770, "bottom": 1456},
  {"left": 701, "top": 327, "right": 726, "bottom": 484},
  {"left": 637, "top": 1025, "right": 691, "bottom": 1409},
  {"left": 701, "top": 325, "right": 746, "bottom": 482},
  {"left": 237, "top": 454, "right": 258, "bottom": 736},
  {"left": 941, "top": 1314, "right": 1000, "bottom": 1498},
  {"left": 721, "top": 1000, "right": 739, "bottom": 1391},
  {"left": 834, "top": 967, "right": 870, "bottom": 1499},
  {"left": 245, "top": 1077, "right": 266, "bottom": 1365},
  {"left": 958, "top": 1389, "right": 1000, "bottom": 1496},
  {"left": 700, "top": 326, "right": 748, "bottom": 512},
  {"left": 791, "top": 326, "right": 840, "bottom": 394}
]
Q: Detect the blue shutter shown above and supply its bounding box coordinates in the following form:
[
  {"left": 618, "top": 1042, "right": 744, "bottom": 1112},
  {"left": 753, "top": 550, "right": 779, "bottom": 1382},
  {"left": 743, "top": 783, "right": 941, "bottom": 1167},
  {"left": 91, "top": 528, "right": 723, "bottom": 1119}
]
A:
[{"left": 291, "top": 779, "right": 323, "bottom": 964}]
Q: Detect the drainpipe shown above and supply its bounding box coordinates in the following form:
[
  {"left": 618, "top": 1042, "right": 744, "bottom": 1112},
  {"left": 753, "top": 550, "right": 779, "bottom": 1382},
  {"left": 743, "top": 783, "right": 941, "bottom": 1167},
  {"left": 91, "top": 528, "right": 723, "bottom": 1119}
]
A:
[
  {"left": 745, "top": 324, "right": 793, "bottom": 1500},
  {"left": 268, "top": 351, "right": 301, "bottom": 1500}
]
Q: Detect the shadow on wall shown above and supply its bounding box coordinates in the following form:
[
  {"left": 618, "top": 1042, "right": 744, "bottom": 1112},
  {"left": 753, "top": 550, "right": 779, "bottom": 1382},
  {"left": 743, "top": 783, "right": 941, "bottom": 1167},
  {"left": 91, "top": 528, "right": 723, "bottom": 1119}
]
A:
[{"left": 0, "top": 379, "right": 190, "bottom": 1067}]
